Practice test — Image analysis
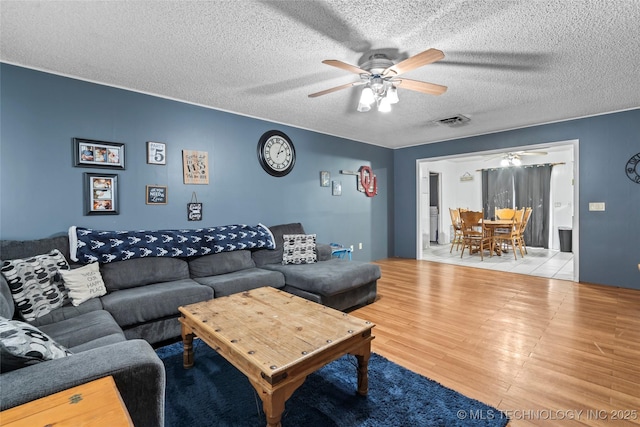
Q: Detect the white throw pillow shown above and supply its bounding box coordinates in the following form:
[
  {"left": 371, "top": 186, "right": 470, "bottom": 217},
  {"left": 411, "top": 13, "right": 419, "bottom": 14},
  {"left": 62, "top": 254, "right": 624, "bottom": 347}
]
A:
[{"left": 60, "top": 263, "right": 107, "bottom": 306}]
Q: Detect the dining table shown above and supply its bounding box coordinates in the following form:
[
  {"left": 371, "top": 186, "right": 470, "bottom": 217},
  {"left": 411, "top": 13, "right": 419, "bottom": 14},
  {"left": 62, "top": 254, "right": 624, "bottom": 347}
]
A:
[{"left": 482, "top": 219, "right": 520, "bottom": 256}]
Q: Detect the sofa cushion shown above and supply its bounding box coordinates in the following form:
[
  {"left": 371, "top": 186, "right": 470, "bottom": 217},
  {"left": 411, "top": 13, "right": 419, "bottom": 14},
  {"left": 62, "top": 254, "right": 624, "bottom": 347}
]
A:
[
  {"left": 188, "top": 250, "right": 255, "bottom": 278},
  {"left": 193, "top": 268, "right": 285, "bottom": 297},
  {"left": 252, "top": 223, "right": 306, "bottom": 266},
  {"left": 261, "top": 259, "right": 381, "bottom": 297},
  {"left": 282, "top": 234, "right": 317, "bottom": 265},
  {"left": 0, "top": 317, "right": 72, "bottom": 373},
  {"left": 100, "top": 257, "right": 189, "bottom": 291},
  {"left": 28, "top": 298, "right": 103, "bottom": 328},
  {"left": 38, "top": 309, "right": 124, "bottom": 350},
  {"left": 60, "top": 263, "right": 107, "bottom": 306},
  {"left": 0, "top": 249, "right": 70, "bottom": 321},
  {"left": 100, "top": 279, "right": 213, "bottom": 327}
]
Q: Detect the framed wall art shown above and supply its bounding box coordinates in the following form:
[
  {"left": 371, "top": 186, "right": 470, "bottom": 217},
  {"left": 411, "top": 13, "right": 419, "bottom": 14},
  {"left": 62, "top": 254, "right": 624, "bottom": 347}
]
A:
[
  {"left": 182, "top": 150, "right": 209, "bottom": 184},
  {"left": 74, "top": 138, "right": 125, "bottom": 169},
  {"left": 146, "top": 185, "right": 167, "bottom": 205},
  {"left": 147, "top": 141, "right": 167, "bottom": 165},
  {"left": 84, "top": 173, "right": 118, "bottom": 215}
]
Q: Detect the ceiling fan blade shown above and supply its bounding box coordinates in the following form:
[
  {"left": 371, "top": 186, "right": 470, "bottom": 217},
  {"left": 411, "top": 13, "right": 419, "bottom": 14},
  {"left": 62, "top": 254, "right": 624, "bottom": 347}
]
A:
[
  {"left": 394, "top": 78, "right": 447, "bottom": 96},
  {"left": 516, "top": 151, "right": 548, "bottom": 156},
  {"left": 322, "top": 60, "right": 371, "bottom": 75},
  {"left": 382, "top": 48, "right": 445, "bottom": 76},
  {"left": 308, "top": 81, "right": 364, "bottom": 98}
]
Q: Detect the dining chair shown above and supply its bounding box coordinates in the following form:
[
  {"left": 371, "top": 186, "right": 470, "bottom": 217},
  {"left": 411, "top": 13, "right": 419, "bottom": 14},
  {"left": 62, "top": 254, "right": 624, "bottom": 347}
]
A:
[
  {"left": 459, "top": 210, "right": 492, "bottom": 260},
  {"left": 449, "top": 208, "right": 464, "bottom": 253},
  {"left": 494, "top": 207, "right": 516, "bottom": 220},
  {"left": 516, "top": 207, "right": 533, "bottom": 254},
  {"left": 493, "top": 208, "right": 525, "bottom": 259}
]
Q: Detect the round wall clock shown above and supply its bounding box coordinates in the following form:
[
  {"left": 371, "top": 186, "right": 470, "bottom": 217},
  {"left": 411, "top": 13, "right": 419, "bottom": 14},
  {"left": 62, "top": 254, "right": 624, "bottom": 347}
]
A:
[
  {"left": 257, "top": 130, "right": 296, "bottom": 177},
  {"left": 626, "top": 152, "right": 640, "bottom": 184}
]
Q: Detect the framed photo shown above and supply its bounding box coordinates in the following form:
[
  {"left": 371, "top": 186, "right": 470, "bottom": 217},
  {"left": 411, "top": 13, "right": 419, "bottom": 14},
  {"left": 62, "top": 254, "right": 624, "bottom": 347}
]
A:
[
  {"left": 74, "top": 138, "right": 125, "bottom": 169},
  {"left": 320, "top": 171, "right": 330, "bottom": 187},
  {"left": 182, "top": 150, "right": 209, "bottom": 184},
  {"left": 146, "top": 185, "right": 167, "bottom": 204},
  {"left": 332, "top": 180, "right": 342, "bottom": 196},
  {"left": 84, "top": 173, "right": 118, "bottom": 215},
  {"left": 147, "top": 141, "right": 166, "bottom": 165}
]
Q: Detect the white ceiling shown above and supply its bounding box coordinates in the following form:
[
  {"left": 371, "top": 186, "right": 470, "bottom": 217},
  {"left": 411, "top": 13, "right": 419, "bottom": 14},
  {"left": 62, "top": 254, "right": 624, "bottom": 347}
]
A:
[{"left": 2, "top": 1, "right": 639, "bottom": 149}]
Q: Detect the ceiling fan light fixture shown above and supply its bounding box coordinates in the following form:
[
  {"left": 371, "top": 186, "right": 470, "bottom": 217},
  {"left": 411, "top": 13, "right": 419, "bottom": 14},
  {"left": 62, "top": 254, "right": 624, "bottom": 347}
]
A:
[
  {"left": 501, "top": 158, "right": 510, "bottom": 167},
  {"left": 357, "top": 100, "right": 372, "bottom": 112},
  {"left": 512, "top": 157, "right": 522, "bottom": 166},
  {"left": 359, "top": 86, "right": 375, "bottom": 106},
  {"left": 378, "top": 96, "right": 392, "bottom": 113}
]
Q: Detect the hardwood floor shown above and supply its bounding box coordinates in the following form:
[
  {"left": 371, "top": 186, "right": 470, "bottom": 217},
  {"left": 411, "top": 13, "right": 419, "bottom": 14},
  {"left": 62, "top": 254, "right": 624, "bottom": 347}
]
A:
[{"left": 350, "top": 258, "right": 640, "bottom": 426}]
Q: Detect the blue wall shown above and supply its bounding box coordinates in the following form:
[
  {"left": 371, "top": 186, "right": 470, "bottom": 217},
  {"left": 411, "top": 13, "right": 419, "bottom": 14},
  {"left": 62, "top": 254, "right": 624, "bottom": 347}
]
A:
[
  {"left": 0, "top": 64, "right": 394, "bottom": 261},
  {"left": 2, "top": 64, "right": 638, "bottom": 289},
  {"left": 394, "top": 109, "right": 640, "bottom": 290}
]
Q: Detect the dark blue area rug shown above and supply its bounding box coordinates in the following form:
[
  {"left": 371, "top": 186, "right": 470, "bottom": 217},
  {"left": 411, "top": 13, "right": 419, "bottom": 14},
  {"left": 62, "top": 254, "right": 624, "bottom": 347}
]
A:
[{"left": 157, "top": 341, "right": 508, "bottom": 427}]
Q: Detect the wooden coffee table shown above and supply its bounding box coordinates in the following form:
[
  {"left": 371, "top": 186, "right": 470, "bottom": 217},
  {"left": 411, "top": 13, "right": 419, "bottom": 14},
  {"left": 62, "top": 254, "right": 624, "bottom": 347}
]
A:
[{"left": 179, "top": 286, "right": 375, "bottom": 427}]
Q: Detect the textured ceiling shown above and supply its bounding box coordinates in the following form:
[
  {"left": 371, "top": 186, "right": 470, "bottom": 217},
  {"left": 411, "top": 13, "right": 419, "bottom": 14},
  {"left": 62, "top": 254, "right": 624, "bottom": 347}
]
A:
[{"left": 1, "top": 1, "right": 639, "bottom": 149}]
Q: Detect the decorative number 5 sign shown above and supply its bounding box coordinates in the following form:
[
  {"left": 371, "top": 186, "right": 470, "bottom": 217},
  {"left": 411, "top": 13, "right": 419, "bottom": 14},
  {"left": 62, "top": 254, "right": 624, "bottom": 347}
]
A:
[
  {"left": 359, "top": 166, "right": 377, "bottom": 197},
  {"left": 147, "top": 141, "right": 167, "bottom": 165}
]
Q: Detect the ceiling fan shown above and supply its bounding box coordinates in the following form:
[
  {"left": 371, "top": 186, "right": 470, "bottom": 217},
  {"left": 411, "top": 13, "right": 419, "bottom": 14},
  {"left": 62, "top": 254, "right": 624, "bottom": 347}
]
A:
[
  {"left": 487, "top": 150, "right": 548, "bottom": 166},
  {"left": 308, "top": 48, "right": 448, "bottom": 112}
]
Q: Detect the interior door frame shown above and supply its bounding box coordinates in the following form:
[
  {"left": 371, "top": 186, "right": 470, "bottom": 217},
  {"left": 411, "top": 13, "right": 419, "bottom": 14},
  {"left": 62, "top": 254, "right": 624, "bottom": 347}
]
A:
[{"left": 415, "top": 139, "right": 579, "bottom": 282}]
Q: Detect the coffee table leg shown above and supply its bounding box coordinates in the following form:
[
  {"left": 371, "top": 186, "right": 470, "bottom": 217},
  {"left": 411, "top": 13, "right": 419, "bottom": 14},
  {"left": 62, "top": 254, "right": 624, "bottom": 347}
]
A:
[
  {"left": 181, "top": 321, "right": 195, "bottom": 369},
  {"left": 250, "top": 377, "right": 306, "bottom": 427},
  {"left": 355, "top": 341, "right": 372, "bottom": 396}
]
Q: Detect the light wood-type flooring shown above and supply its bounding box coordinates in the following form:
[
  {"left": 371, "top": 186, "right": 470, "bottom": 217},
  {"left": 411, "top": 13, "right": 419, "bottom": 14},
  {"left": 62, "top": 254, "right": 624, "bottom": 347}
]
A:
[{"left": 350, "top": 258, "right": 640, "bottom": 426}]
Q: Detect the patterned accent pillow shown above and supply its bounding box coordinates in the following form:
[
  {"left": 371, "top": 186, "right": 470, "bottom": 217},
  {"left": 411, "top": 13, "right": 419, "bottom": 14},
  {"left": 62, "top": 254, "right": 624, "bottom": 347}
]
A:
[
  {"left": 59, "top": 263, "right": 107, "bottom": 307},
  {"left": 0, "top": 249, "right": 70, "bottom": 321},
  {"left": 282, "top": 234, "right": 317, "bottom": 265},
  {"left": 0, "top": 317, "right": 72, "bottom": 373}
]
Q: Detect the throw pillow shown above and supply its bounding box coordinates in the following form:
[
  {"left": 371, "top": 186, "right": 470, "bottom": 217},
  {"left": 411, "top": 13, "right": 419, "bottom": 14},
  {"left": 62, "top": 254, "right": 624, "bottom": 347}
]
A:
[
  {"left": 59, "top": 263, "right": 107, "bottom": 306},
  {"left": 0, "top": 249, "right": 70, "bottom": 321},
  {"left": 0, "top": 317, "right": 72, "bottom": 373},
  {"left": 282, "top": 234, "right": 317, "bottom": 265}
]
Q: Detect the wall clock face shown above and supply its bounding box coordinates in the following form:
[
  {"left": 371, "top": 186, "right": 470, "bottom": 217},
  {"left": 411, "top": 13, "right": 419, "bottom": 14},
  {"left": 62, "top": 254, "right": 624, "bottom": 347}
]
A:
[
  {"left": 257, "top": 130, "right": 296, "bottom": 177},
  {"left": 626, "top": 152, "right": 640, "bottom": 184}
]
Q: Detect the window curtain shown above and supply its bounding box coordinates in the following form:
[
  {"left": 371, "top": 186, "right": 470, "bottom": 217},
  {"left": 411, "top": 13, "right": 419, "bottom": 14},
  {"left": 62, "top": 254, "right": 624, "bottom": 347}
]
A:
[
  {"left": 514, "top": 165, "right": 552, "bottom": 248},
  {"left": 482, "top": 168, "right": 515, "bottom": 218}
]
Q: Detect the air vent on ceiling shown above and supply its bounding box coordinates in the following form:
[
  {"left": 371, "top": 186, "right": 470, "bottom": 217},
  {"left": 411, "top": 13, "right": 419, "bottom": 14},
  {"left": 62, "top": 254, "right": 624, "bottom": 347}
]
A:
[{"left": 434, "top": 114, "right": 470, "bottom": 127}]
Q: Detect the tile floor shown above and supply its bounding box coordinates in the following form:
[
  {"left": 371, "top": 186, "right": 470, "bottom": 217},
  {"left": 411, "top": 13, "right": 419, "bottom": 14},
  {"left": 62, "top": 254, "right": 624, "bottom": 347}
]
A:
[{"left": 421, "top": 241, "right": 575, "bottom": 281}]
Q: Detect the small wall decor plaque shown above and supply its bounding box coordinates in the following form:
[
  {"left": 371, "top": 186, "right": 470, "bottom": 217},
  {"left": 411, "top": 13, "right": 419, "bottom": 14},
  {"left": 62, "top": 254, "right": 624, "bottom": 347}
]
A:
[
  {"left": 84, "top": 173, "right": 118, "bottom": 215},
  {"left": 187, "top": 192, "right": 202, "bottom": 221},
  {"left": 74, "top": 138, "right": 125, "bottom": 169},
  {"left": 320, "top": 171, "right": 330, "bottom": 187},
  {"left": 146, "top": 185, "right": 167, "bottom": 204},
  {"left": 147, "top": 141, "right": 166, "bottom": 165},
  {"left": 332, "top": 181, "right": 342, "bottom": 196},
  {"left": 182, "top": 150, "right": 209, "bottom": 184}
]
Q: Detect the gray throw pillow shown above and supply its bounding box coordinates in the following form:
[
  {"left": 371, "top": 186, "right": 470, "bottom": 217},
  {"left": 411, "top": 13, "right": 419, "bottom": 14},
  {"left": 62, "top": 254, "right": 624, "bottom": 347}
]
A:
[
  {"left": 282, "top": 234, "right": 317, "bottom": 265},
  {"left": 0, "top": 317, "right": 72, "bottom": 373},
  {"left": 0, "top": 249, "right": 70, "bottom": 321}
]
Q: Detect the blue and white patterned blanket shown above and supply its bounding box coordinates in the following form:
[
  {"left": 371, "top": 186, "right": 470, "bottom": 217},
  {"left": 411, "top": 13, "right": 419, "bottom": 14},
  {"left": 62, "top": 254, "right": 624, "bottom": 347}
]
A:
[{"left": 69, "top": 224, "right": 275, "bottom": 264}]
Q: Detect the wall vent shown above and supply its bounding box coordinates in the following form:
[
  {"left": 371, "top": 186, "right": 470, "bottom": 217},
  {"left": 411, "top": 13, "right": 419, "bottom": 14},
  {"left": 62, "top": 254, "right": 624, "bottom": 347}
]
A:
[{"left": 434, "top": 114, "right": 470, "bottom": 127}]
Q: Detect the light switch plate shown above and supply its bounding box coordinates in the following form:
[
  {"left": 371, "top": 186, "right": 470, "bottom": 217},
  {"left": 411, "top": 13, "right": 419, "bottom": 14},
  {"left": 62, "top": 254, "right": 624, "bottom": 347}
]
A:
[{"left": 589, "top": 202, "right": 605, "bottom": 211}]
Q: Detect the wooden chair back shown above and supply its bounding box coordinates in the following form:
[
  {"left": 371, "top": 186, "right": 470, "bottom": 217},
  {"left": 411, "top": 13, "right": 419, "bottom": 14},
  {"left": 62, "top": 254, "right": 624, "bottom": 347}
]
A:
[
  {"left": 449, "top": 208, "right": 461, "bottom": 229},
  {"left": 459, "top": 210, "right": 484, "bottom": 235},
  {"left": 495, "top": 208, "right": 516, "bottom": 220}
]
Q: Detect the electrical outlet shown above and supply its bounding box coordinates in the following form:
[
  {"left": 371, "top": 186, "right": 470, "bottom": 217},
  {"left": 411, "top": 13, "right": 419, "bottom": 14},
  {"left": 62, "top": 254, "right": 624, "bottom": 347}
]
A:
[
  {"left": 358, "top": 242, "right": 363, "bottom": 250},
  {"left": 349, "top": 245, "right": 354, "bottom": 251},
  {"left": 589, "top": 202, "right": 605, "bottom": 211}
]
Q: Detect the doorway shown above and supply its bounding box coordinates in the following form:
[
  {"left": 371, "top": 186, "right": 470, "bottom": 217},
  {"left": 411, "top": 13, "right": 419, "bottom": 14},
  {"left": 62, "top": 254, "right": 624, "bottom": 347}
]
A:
[{"left": 415, "top": 140, "right": 579, "bottom": 282}]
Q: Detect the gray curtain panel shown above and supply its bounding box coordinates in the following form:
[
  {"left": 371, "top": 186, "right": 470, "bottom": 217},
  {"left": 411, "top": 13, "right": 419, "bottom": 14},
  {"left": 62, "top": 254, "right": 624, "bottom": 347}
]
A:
[
  {"left": 482, "top": 168, "right": 515, "bottom": 218},
  {"left": 514, "top": 165, "right": 552, "bottom": 248}
]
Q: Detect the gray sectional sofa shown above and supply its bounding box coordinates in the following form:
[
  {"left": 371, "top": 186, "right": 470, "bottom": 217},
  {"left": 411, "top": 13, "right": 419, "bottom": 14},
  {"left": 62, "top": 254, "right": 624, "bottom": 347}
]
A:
[{"left": 0, "top": 222, "right": 380, "bottom": 426}]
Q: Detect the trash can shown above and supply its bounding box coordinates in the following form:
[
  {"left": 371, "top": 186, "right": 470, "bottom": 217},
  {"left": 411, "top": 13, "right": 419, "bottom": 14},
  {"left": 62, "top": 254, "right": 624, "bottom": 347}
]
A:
[{"left": 558, "top": 227, "right": 572, "bottom": 253}]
